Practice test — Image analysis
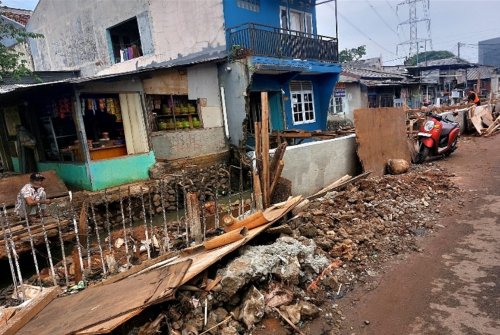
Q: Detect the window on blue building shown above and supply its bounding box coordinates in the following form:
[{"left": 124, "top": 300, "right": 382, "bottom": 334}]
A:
[
  {"left": 237, "top": 0, "right": 260, "bottom": 12},
  {"left": 290, "top": 81, "right": 315, "bottom": 125},
  {"left": 280, "top": 7, "right": 312, "bottom": 34}
]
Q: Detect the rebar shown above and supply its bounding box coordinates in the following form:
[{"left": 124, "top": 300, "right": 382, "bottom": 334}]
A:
[
  {"left": 118, "top": 188, "right": 130, "bottom": 265},
  {"left": 3, "top": 205, "right": 25, "bottom": 301},
  {"left": 38, "top": 204, "right": 57, "bottom": 286},
  {"left": 55, "top": 208, "right": 70, "bottom": 288},
  {"left": 68, "top": 191, "right": 85, "bottom": 276},
  {"left": 139, "top": 187, "right": 151, "bottom": 259},
  {"left": 181, "top": 184, "right": 189, "bottom": 244},
  {"left": 127, "top": 186, "right": 133, "bottom": 231},
  {"left": 84, "top": 203, "right": 91, "bottom": 270},
  {"left": 90, "top": 200, "right": 107, "bottom": 276},
  {"left": 0, "top": 207, "right": 20, "bottom": 299},
  {"left": 147, "top": 186, "right": 155, "bottom": 248},
  {"left": 159, "top": 179, "right": 170, "bottom": 253},
  {"left": 214, "top": 186, "right": 219, "bottom": 229},
  {"left": 175, "top": 180, "right": 180, "bottom": 235},
  {"left": 22, "top": 206, "right": 41, "bottom": 286},
  {"left": 201, "top": 194, "right": 207, "bottom": 242},
  {"left": 104, "top": 189, "right": 112, "bottom": 252}
]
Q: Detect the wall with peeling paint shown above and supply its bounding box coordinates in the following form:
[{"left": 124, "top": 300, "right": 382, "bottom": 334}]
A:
[
  {"left": 218, "top": 61, "right": 250, "bottom": 147},
  {"left": 280, "top": 134, "right": 360, "bottom": 196},
  {"left": 151, "top": 128, "right": 226, "bottom": 161},
  {"left": 27, "top": 0, "right": 225, "bottom": 77}
]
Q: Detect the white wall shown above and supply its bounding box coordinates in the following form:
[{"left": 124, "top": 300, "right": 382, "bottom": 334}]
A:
[
  {"left": 27, "top": 0, "right": 226, "bottom": 77},
  {"left": 281, "top": 135, "right": 360, "bottom": 196}
]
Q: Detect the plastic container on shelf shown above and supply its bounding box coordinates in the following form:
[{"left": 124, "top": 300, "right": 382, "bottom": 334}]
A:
[{"left": 192, "top": 117, "right": 201, "bottom": 128}]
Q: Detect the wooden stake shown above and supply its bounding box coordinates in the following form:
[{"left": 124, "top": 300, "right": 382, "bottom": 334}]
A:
[
  {"left": 252, "top": 170, "right": 263, "bottom": 211},
  {"left": 269, "top": 160, "right": 285, "bottom": 198},
  {"left": 261, "top": 92, "right": 270, "bottom": 208},
  {"left": 186, "top": 192, "right": 203, "bottom": 244}
]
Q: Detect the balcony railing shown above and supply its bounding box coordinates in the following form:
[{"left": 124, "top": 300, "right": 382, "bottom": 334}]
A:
[{"left": 227, "top": 23, "right": 338, "bottom": 62}]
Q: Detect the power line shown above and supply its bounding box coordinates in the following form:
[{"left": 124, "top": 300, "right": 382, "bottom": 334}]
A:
[
  {"left": 335, "top": 9, "right": 397, "bottom": 55},
  {"left": 365, "top": 0, "right": 399, "bottom": 37}
]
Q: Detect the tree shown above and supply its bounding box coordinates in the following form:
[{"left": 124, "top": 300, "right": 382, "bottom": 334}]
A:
[
  {"left": 0, "top": 3, "right": 43, "bottom": 81},
  {"left": 338, "top": 45, "right": 366, "bottom": 63},
  {"left": 404, "top": 50, "right": 456, "bottom": 66}
]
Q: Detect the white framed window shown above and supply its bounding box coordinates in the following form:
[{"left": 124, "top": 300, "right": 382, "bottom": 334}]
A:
[
  {"left": 290, "top": 81, "right": 315, "bottom": 125},
  {"left": 280, "top": 7, "right": 313, "bottom": 34},
  {"left": 329, "top": 96, "right": 344, "bottom": 114}
]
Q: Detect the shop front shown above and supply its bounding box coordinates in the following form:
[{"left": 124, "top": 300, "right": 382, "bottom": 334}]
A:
[{"left": 0, "top": 78, "right": 155, "bottom": 191}]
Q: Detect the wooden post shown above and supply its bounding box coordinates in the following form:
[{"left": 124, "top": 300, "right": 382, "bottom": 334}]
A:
[
  {"left": 269, "top": 160, "right": 285, "bottom": 198},
  {"left": 253, "top": 170, "right": 263, "bottom": 211},
  {"left": 260, "top": 92, "right": 270, "bottom": 208},
  {"left": 186, "top": 192, "right": 203, "bottom": 244}
]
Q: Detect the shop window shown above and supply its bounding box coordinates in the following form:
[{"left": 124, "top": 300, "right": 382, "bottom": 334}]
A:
[
  {"left": 329, "top": 96, "right": 344, "bottom": 115},
  {"left": 290, "top": 81, "right": 315, "bottom": 125},
  {"left": 38, "top": 97, "right": 79, "bottom": 162},
  {"left": 146, "top": 94, "right": 203, "bottom": 132},
  {"left": 80, "top": 95, "right": 127, "bottom": 160},
  {"left": 108, "top": 18, "right": 143, "bottom": 64}
]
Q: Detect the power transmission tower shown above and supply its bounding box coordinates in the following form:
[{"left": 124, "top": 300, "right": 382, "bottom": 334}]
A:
[{"left": 396, "top": 0, "right": 432, "bottom": 58}]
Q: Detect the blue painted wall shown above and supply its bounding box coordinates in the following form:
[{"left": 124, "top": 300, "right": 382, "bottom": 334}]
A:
[
  {"left": 38, "top": 162, "right": 91, "bottom": 190},
  {"left": 223, "top": 0, "right": 317, "bottom": 33}
]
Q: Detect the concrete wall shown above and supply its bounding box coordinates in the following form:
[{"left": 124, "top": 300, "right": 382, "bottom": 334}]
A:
[
  {"left": 27, "top": 0, "right": 225, "bottom": 77},
  {"left": 281, "top": 134, "right": 359, "bottom": 196},
  {"left": 151, "top": 127, "right": 226, "bottom": 161},
  {"left": 218, "top": 61, "right": 250, "bottom": 147},
  {"left": 439, "top": 108, "right": 468, "bottom": 135}
]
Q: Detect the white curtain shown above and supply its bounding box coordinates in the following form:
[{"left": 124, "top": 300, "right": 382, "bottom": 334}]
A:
[{"left": 119, "top": 93, "right": 149, "bottom": 155}]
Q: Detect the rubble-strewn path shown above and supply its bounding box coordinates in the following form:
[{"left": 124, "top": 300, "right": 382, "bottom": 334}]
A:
[{"left": 339, "top": 135, "right": 500, "bottom": 335}]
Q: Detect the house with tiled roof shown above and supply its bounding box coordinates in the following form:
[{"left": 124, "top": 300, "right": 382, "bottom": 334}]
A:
[{"left": 0, "top": 6, "right": 34, "bottom": 71}]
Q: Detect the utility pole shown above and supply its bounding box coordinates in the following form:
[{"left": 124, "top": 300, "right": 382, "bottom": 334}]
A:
[
  {"left": 457, "top": 42, "right": 461, "bottom": 58},
  {"left": 397, "top": 0, "right": 432, "bottom": 58}
]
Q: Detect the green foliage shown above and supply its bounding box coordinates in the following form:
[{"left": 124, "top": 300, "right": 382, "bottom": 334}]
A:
[
  {"left": 0, "top": 3, "right": 43, "bottom": 81},
  {"left": 338, "top": 45, "right": 366, "bottom": 63},
  {"left": 404, "top": 50, "right": 456, "bottom": 66}
]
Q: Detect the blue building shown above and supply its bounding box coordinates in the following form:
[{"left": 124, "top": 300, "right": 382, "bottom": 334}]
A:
[{"left": 219, "top": 0, "right": 341, "bottom": 147}]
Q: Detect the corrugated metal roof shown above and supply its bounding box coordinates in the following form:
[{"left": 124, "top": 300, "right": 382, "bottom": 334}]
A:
[
  {"left": 0, "top": 49, "right": 228, "bottom": 95},
  {"left": 466, "top": 66, "right": 496, "bottom": 80},
  {"left": 414, "top": 57, "right": 472, "bottom": 68}
]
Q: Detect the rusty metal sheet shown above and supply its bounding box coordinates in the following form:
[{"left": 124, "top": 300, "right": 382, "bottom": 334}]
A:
[
  {"left": 0, "top": 170, "right": 68, "bottom": 207},
  {"left": 18, "top": 259, "right": 192, "bottom": 335},
  {"left": 354, "top": 108, "right": 411, "bottom": 177}
]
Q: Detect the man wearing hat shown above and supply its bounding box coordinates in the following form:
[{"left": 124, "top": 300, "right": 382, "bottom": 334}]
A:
[{"left": 14, "top": 173, "right": 51, "bottom": 219}]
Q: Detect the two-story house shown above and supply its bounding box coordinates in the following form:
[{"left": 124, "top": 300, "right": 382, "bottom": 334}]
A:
[{"left": 0, "top": 0, "right": 340, "bottom": 191}]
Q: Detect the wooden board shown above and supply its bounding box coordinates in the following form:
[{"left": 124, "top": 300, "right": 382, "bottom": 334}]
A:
[
  {"left": 18, "top": 260, "right": 192, "bottom": 335},
  {"left": 354, "top": 108, "right": 411, "bottom": 176},
  {"left": 142, "top": 70, "right": 188, "bottom": 95},
  {"left": 0, "top": 286, "right": 60, "bottom": 335},
  {"left": 0, "top": 170, "right": 68, "bottom": 207}
]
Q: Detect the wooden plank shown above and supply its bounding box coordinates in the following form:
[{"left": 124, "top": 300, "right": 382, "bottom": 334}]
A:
[
  {"left": 0, "top": 286, "right": 60, "bottom": 335},
  {"left": 269, "top": 160, "right": 284, "bottom": 198},
  {"left": 308, "top": 172, "right": 371, "bottom": 201},
  {"left": 142, "top": 70, "right": 188, "bottom": 95},
  {"left": 354, "top": 108, "right": 411, "bottom": 176},
  {"left": 75, "top": 309, "right": 142, "bottom": 335},
  {"left": 18, "top": 260, "right": 192, "bottom": 335},
  {"left": 261, "top": 92, "right": 270, "bottom": 208},
  {"left": 0, "top": 171, "right": 68, "bottom": 207}
]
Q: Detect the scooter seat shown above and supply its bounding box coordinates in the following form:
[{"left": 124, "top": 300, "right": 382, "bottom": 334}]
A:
[{"left": 440, "top": 120, "right": 457, "bottom": 137}]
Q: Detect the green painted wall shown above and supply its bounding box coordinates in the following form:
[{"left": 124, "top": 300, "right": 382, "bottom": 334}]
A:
[
  {"left": 37, "top": 162, "right": 91, "bottom": 190},
  {"left": 88, "top": 151, "right": 155, "bottom": 191},
  {"left": 11, "top": 157, "right": 20, "bottom": 172}
]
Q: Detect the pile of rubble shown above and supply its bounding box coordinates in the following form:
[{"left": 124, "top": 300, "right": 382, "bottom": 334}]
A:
[{"left": 148, "top": 163, "right": 460, "bottom": 335}]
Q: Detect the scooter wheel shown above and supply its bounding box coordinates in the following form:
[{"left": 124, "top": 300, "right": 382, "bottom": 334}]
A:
[
  {"left": 444, "top": 138, "right": 458, "bottom": 157},
  {"left": 414, "top": 145, "right": 430, "bottom": 164}
]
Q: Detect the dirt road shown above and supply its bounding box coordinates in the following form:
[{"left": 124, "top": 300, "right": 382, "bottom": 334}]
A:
[{"left": 339, "top": 134, "right": 500, "bottom": 335}]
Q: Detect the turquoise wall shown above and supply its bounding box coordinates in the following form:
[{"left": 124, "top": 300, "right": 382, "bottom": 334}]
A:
[
  {"left": 37, "top": 162, "right": 91, "bottom": 190},
  {"left": 88, "top": 151, "right": 155, "bottom": 191},
  {"left": 38, "top": 151, "right": 155, "bottom": 191},
  {"left": 11, "top": 157, "right": 19, "bottom": 173}
]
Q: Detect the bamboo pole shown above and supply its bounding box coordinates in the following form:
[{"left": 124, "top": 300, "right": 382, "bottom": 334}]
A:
[
  {"left": 203, "top": 227, "right": 248, "bottom": 250},
  {"left": 224, "top": 211, "right": 268, "bottom": 232}
]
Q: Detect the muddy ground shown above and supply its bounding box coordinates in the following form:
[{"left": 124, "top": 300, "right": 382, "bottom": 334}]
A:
[{"left": 334, "top": 134, "right": 500, "bottom": 335}]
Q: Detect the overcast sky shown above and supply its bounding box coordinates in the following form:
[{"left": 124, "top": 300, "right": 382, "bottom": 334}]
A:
[{"left": 3, "top": 0, "right": 500, "bottom": 65}]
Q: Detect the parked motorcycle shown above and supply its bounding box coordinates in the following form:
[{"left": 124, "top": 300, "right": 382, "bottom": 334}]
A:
[{"left": 414, "top": 113, "right": 460, "bottom": 164}]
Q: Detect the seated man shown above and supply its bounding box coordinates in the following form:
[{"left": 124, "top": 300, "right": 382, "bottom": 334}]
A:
[{"left": 14, "top": 173, "right": 51, "bottom": 220}]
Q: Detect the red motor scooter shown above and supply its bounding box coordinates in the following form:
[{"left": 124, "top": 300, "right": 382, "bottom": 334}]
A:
[{"left": 414, "top": 113, "right": 460, "bottom": 164}]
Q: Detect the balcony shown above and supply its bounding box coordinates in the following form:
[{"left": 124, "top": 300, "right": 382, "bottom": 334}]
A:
[{"left": 227, "top": 23, "right": 338, "bottom": 63}]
